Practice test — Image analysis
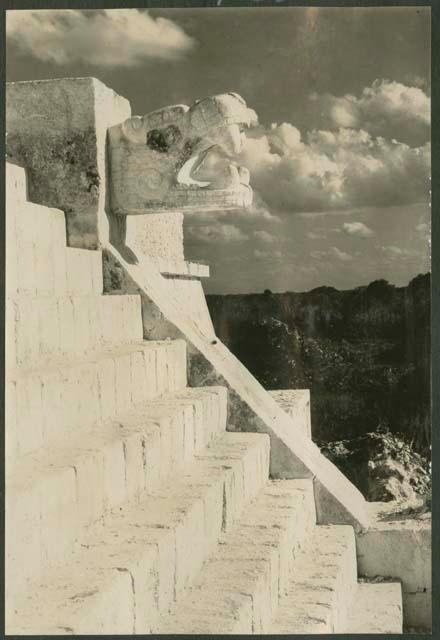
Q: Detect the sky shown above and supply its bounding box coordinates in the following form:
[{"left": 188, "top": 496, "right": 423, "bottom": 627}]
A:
[{"left": 6, "top": 7, "right": 431, "bottom": 294}]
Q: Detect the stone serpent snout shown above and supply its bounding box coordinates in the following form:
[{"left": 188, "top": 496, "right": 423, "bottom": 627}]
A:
[{"left": 108, "top": 93, "right": 257, "bottom": 214}]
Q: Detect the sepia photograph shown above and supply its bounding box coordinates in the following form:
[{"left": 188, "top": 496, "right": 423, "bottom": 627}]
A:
[{"left": 4, "top": 3, "right": 433, "bottom": 635}]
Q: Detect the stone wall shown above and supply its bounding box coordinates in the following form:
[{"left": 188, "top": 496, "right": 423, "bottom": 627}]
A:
[
  {"left": 125, "top": 212, "right": 185, "bottom": 262},
  {"left": 6, "top": 77, "right": 130, "bottom": 249}
]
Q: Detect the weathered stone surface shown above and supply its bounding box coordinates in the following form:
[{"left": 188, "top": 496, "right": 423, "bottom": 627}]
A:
[
  {"left": 7, "top": 340, "right": 187, "bottom": 468},
  {"left": 8, "top": 293, "right": 143, "bottom": 369},
  {"left": 7, "top": 432, "right": 270, "bottom": 634},
  {"left": 269, "top": 525, "right": 358, "bottom": 634},
  {"left": 126, "top": 211, "right": 185, "bottom": 260},
  {"left": 355, "top": 501, "right": 431, "bottom": 631},
  {"left": 6, "top": 78, "right": 130, "bottom": 248},
  {"left": 342, "top": 582, "right": 403, "bottom": 633},
  {"left": 108, "top": 93, "right": 256, "bottom": 216},
  {"left": 103, "top": 248, "right": 216, "bottom": 338},
  {"left": 103, "top": 243, "right": 370, "bottom": 531},
  {"left": 160, "top": 479, "right": 315, "bottom": 634},
  {"left": 269, "top": 389, "right": 312, "bottom": 439},
  {"left": 158, "top": 260, "right": 210, "bottom": 278},
  {"left": 7, "top": 386, "right": 227, "bottom": 604}
]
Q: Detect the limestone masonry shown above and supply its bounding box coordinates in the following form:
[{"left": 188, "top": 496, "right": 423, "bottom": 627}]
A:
[{"left": 5, "top": 78, "right": 431, "bottom": 634}]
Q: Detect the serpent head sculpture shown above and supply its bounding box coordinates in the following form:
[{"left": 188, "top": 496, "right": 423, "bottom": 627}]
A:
[{"left": 108, "top": 93, "right": 257, "bottom": 214}]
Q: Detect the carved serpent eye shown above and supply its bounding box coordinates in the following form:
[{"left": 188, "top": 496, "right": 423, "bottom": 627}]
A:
[{"left": 146, "top": 125, "right": 182, "bottom": 153}]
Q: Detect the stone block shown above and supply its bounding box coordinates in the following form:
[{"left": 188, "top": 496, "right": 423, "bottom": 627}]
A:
[
  {"left": 6, "top": 78, "right": 131, "bottom": 249},
  {"left": 53, "top": 239, "right": 68, "bottom": 296},
  {"left": 129, "top": 349, "right": 148, "bottom": 405},
  {"left": 5, "top": 205, "right": 18, "bottom": 298},
  {"left": 40, "top": 369, "right": 67, "bottom": 443},
  {"left": 15, "top": 376, "right": 44, "bottom": 455},
  {"left": 155, "top": 259, "right": 210, "bottom": 279},
  {"left": 270, "top": 525, "right": 357, "bottom": 634},
  {"left": 33, "top": 203, "right": 56, "bottom": 296},
  {"left": 16, "top": 242, "right": 36, "bottom": 296},
  {"left": 8, "top": 201, "right": 67, "bottom": 298},
  {"left": 269, "top": 389, "right": 312, "bottom": 439},
  {"left": 114, "top": 352, "right": 133, "bottom": 414},
  {"left": 6, "top": 162, "right": 27, "bottom": 207},
  {"left": 5, "top": 382, "right": 18, "bottom": 471},
  {"left": 12, "top": 297, "right": 39, "bottom": 367},
  {"left": 122, "top": 293, "right": 144, "bottom": 343},
  {"left": 65, "top": 249, "right": 103, "bottom": 296},
  {"left": 39, "top": 466, "right": 78, "bottom": 567},
  {"left": 96, "top": 355, "right": 117, "bottom": 422},
  {"left": 125, "top": 212, "right": 185, "bottom": 262},
  {"left": 57, "top": 296, "right": 76, "bottom": 354},
  {"left": 342, "top": 582, "right": 403, "bottom": 633},
  {"left": 6, "top": 479, "right": 43, "bottom": 607},
  {"left": 5, "top": 298, "right": 17, "bottom": 371},
  {"left": 196, "top": 432, "right": 270, "bottom": 530},
  {"left": 355, "top": 501, "right": 431, "bottom": 630},
  {"left": 38, "top": 297, "right": 60, "bottom": 357},
  {"left": 71, "top": 296, "right": 92, "bottom": 353}
]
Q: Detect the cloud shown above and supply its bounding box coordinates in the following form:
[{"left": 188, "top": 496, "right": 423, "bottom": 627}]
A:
[
  {"left": 380, "top": 245, "right": 418, "bottom": 259},
  {"left": 309, "top": 79, "right": 430, "bottom": 146},
  {"left": 310, "top": 250, "right": 327, "bottom": 260},
  {"left": 342, "top": 222, "right": 374, "bottom": 238},
  {"left": 254, "top": 248, "right": 282, "bottom": 259},
  {"left": 310, "top": 246, "right": 353, "bottom": 262},
  {"left": 416, "top": 222, "right": 429, "bottom": 233},
  {"left": 306, "top": 230, "right": 327, "bottom": 240},
  {"left": 186, "top": 223, "right": 247, "bottom": 244},
  {"left": 330, "top": 247, "right": 353, "bottom": 262},
  {"left": 254, "top": 230, "right": 275, "bottom": 243},
  {"left": 240, "top": 123, "right": 430, "bottom": 216},
  {"left": 6, "top": 9, "right": 195, "bottom": 66}
]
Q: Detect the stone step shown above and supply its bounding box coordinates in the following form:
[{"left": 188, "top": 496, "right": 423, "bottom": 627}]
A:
[
  {"left": 6, "top": 340, "right": 187, "bottom": 465},
  {"left": 342, "top": 582, "right": 403, "bottom": 633},
  {"left": 6, "top": 293, "right": 143, "bottom": 369},
  {"left": 6, "top": 164, "right": 105, "bottom": 299},
  {"left": 160, "top": 479, "right": 316, "bottom": 634},
  {"left": 6, "top": 386, "right": 227, "bottom": 605},
  {"left": 7, "top": 217, "right": 104, "bottom": 298},
  {"left": 6, "top": 162, "right": 28, "bottom": 206},
  {"left": 6, "top": 180, "right": 107, "bottom": 298},
  {"left": 6, "top": 432, "right": 270, "bottom": 635},
  {"left": 269, "top": 525, "right": 358, "bottom": 634}
]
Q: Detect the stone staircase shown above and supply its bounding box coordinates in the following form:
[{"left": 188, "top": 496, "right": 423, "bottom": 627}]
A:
[{"left": 6, "top": 163, "right": 403, "bottom": 634}]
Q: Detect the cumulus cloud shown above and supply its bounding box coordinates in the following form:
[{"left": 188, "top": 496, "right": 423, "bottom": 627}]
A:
[
  {"left": 6, "top": 9, "right": 195, "bottom": 66},
  {"left": 330, "top": 247, "right": 353, "bottom": 262},
  {"left": 254, "top": 248, "right": 282, "bottom": 259},
  {"left": 254, "top": 230, "right": 275, "bottom": 243},
  {"left": 380, "top": 245, "right": 418, "bottom": 259},
  {"left": 240, "top": 123, "right": 430, "bottom": 216},
  {"left": 309, "top": 79, "right": 430, "bottom": 146},
  {"left": 186, "top": 223, "right": 247, "bottom": 244},
  {"left": 342, "top": 222, "right": 374, "bottom": 238},
  {"left": 310, "top": 246, "right": 353, "bottom": 262}
]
